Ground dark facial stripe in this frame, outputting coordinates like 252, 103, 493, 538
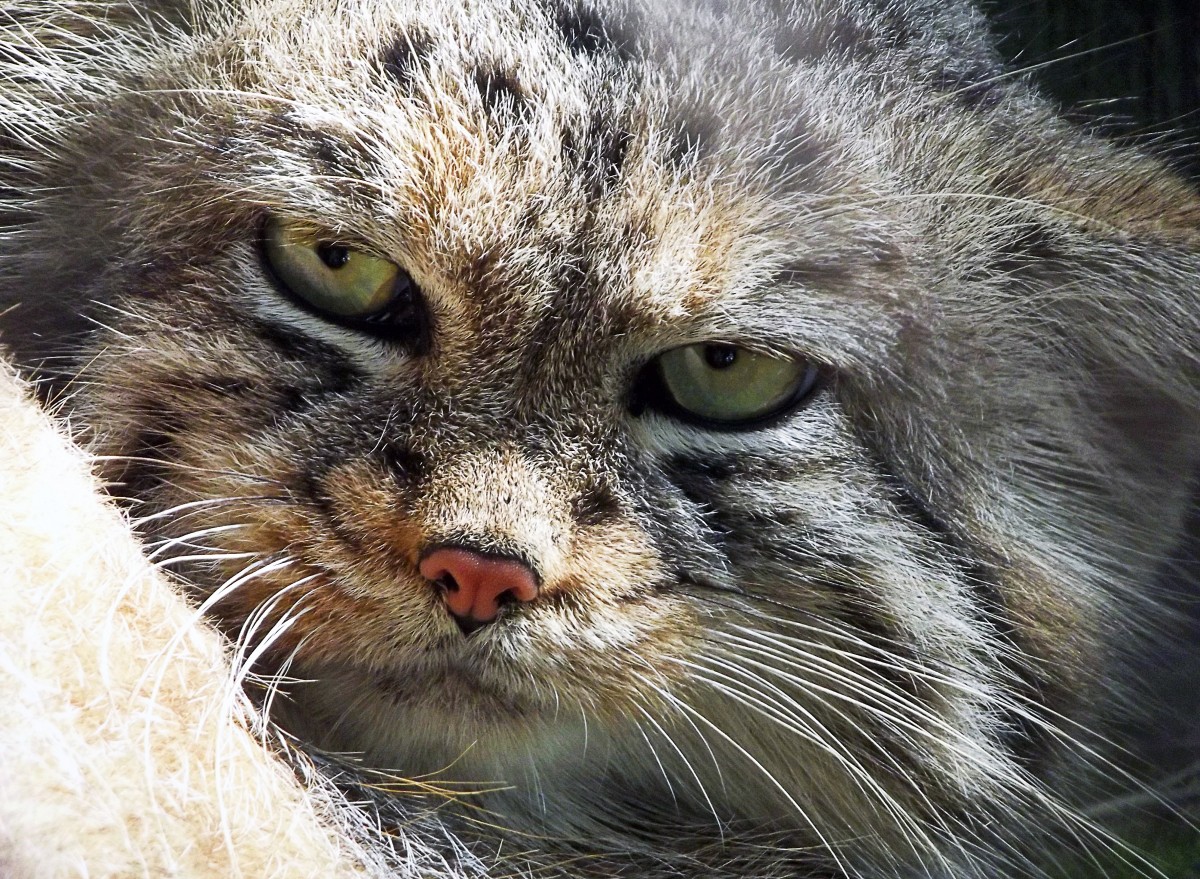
563, 112, 633, 197
379, 31, 433, 92
298, 461, 375, 554
111, 423, 183, 507
666, 451, 841, 486
872, 466, 1061, 768
248, 320, 359, 377
666, 451, 1037, 744
473, 67, 528, 120
550, 1, 635, 59
664, 454, 924, 672
375, 442, 427, 489
725, 510, 923, 664
570, 479, 622, 526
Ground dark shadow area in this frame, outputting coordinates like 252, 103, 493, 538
987, 0, 1200, 175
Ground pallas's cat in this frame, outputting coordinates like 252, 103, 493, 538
1, 0, 1198, 875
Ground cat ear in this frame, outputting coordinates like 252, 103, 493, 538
992, 132, 1200, 397
1008, 140, 1200, 478
1081, 159, 1198, 409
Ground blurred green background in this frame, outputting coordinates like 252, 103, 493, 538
987, 0, 1200, 174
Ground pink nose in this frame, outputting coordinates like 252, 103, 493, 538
419, 546, 540, 634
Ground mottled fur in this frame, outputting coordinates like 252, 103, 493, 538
1, 0, 1198, 876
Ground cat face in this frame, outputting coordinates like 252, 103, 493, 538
5, 0, 1199, 872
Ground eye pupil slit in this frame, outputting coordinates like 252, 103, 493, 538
316, 242, 351, 269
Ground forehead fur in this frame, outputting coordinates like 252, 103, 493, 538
11, 0, 1198, 411
56, 0, 964, 384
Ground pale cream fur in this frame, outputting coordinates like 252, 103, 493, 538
0, 356, 378, 879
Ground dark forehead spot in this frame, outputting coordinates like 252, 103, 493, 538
551, 1, 633, 58
555, 246, 593, 291
763, 112, 835, 186
774, 234, 904, 292
272, 112, 382, 179
473, 67, 528, 120
562, 112, 633, 198
773, 8, 879, 64
379, 31, 433, 91
306, 130, 369, 176
873, 6, 921, 51
986, 220, 1061, 278
667, 114, 718, 168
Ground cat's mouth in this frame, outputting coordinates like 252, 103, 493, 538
291, 648, 552, 724
369, 660, 535, 713
274, 650, 576, 774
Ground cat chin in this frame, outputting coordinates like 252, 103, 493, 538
273, 660, 782, 839
274, 659, 607, 783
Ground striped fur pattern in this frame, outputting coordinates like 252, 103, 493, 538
2, 0, 1199, 875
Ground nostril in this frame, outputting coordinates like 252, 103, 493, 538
435, 572, 459, 594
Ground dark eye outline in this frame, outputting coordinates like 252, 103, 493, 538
630, 343, 827, 431
257, 216, 429, 348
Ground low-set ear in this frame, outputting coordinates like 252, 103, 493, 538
1009, 138, 1200, 578
968, 117, 1200, 467
856, 114, 1200, 624
1005, 130, 1200, 409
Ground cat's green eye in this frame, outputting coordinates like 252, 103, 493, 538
262, 218, 408, 320
651, 343, 820, 427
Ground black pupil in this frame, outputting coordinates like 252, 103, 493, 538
316, 242, 351, 269
704, 344, 739, 369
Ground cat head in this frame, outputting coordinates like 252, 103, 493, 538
3, 0, 1199, 872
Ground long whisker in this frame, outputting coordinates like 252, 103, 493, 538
685, 651, 948, 864
647, 684, 855, 878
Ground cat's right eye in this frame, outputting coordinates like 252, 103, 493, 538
261, 217, 424, 338
637, 343, 822, 428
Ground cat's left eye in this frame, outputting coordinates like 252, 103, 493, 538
261, 217, 424, 338
640, 343, 821, 427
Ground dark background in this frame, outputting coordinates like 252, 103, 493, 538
986, 0, 1200, 175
